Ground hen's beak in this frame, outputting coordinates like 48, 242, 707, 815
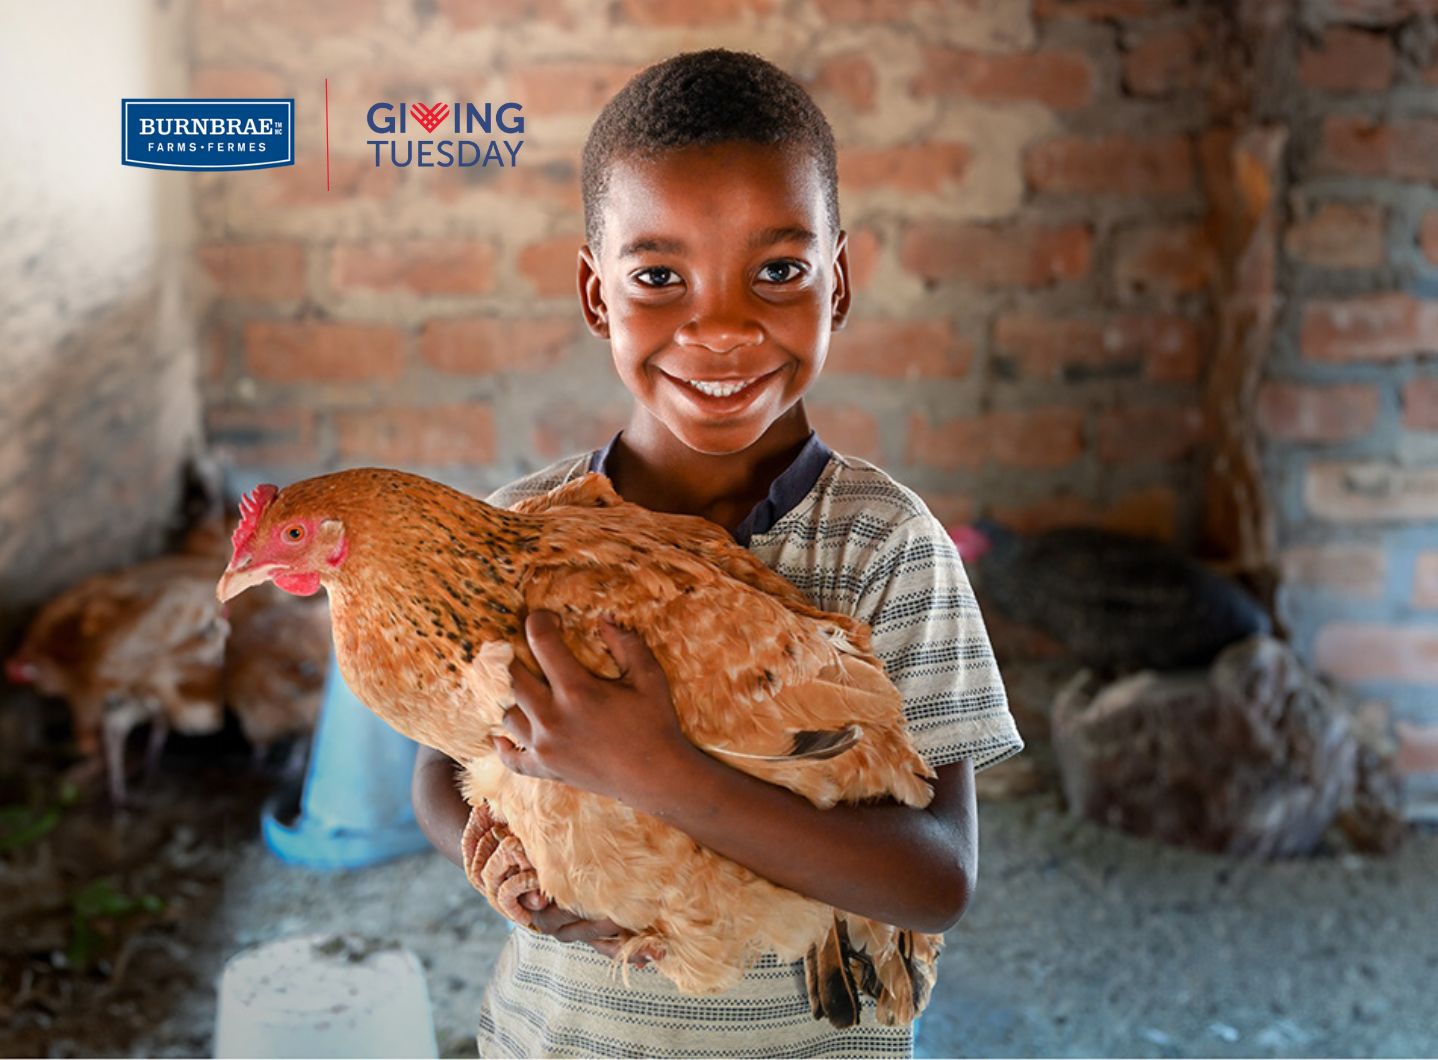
5, 656, 36, 685
216, 556, 280, 603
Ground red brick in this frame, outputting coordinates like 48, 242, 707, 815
199, 0, 382, 35
908, 412, 985, 471
845, 227, 881, 292
1025, 133, 1193, 196
901, 222, 1093, 287
908, 409, 1085, 471
445, 158, 581, 211
509, 62, 641, 116
1256, 382, 1381, 442
1113, 223, 1216, 300
198, 242, 306, 302
1404, 376, 1438, 431
1301, 293, 1438, 362
990, 494, 1100, 535
1412, 552, 1438, 607
255, 156, 399, 208
1123, 25, 1207, 96
912, 46, 1095, 111
245, 322, 405, 382
1300, 27, 1394, 92
920, 493, 976, 530
421, 319, 575, 375
335, 403, 495, 465
1421, 211, 1438, 263
827, 320, 971, 378
332, 240, 495, 296
1280, 544, 1388, 599
1285, 202, 1386, 268
435, 0, 567, 28
532, 400, 630, 461
1306, 462, 1438, 521
814, 0, 946, 18
1395, 720, 1438, 776
1321, 115, 1438, 181
618, 0, 773, 22
994, 314, 1203, 383
810, 53, 879, 112
518, 236, 582, 298
841, 143, 971, 194
205, 405, 317, 466
1096, 404, 1205, 462
990, 486, 1178, 541
1104, 486, 1179, 540
1315, 622, 1438, 685
989, 408, 1087, 469
1036, 0, 1174, 17
806, 404, 881, 461
189, 67, 285, 97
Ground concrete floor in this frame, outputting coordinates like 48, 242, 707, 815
108, 781, 1438, 1058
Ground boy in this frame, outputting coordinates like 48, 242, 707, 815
412, 48, 1024, 1058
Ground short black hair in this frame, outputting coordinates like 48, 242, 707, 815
580, 49, 840, 250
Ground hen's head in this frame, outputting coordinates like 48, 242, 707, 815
216, 482, 350, 603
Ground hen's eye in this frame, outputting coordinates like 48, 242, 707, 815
636, 266, 678, 287
285, 525, 305, 542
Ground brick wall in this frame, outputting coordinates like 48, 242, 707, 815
0, 1, 201, 653
1261, 0, 1438, 815
192, 0, 1214, 537
190, 0, 1438, 809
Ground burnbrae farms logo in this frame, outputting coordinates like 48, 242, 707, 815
121, 99, 293, 171
366, 101, 523, 168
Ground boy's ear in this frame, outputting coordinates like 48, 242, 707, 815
578, 244, 610, 339
830, 230, 852, 333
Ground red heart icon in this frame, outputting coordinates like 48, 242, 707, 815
410, 102, 450, 134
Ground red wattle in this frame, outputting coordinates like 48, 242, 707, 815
274, 571, 323, 596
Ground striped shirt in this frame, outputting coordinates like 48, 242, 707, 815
475, 430, 1023, 1058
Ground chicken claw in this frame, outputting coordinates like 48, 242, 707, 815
462, 802, 545, 927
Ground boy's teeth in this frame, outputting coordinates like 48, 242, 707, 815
686, 377, 756, 397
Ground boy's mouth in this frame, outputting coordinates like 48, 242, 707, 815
663, 367, 780, 403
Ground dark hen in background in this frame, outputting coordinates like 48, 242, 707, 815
952, 519, 1271, 674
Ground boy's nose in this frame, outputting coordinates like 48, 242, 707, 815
674, 310, 764, 354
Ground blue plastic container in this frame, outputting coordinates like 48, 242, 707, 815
262, 649, 432, 869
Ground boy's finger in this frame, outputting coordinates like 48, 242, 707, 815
599, 616, 661, 685
524, 610, 586, 693
491, 735, 536, 777
530, 904, 583, 934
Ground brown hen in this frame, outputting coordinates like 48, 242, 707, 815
216, 467, 942, 1025
6, 555, 228, 803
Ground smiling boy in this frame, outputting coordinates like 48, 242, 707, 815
412, 49, 1024, 1057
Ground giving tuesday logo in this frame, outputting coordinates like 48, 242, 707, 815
121, 98, 295, 171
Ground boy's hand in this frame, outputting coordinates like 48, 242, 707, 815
495, 610, 698, 807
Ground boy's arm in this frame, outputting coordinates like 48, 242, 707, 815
500, 614, 975, 936
411, 744, 468, 870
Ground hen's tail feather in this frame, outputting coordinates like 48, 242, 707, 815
804, 914, 862, 1029
706, 724, 863, 763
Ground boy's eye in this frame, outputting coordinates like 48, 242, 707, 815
759, 261, 804, 284
635, 266, 679, 287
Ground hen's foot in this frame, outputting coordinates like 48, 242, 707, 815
461, 802, 545, 927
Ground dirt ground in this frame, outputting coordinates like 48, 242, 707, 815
1, 710, 1435, 1059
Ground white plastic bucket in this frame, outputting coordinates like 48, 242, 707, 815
214, 933, 439, 1058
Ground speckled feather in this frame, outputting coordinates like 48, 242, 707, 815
247, 467, 941, 1021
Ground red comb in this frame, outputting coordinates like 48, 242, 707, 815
231, 483, 279, 557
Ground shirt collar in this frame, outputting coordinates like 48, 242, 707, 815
586, 429, 833, 545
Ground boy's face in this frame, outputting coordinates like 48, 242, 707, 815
578, 142, 849, 456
